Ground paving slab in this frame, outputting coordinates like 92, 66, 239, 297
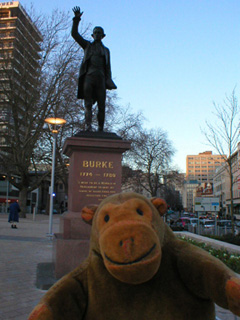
0, 213, 59, 320
0, 213, 239, 319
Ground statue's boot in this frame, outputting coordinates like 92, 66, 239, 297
97, 112, 104, 132
86, 124, 92, 131
85, 109, 92, 131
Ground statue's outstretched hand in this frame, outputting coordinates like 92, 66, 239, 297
72, 6, 83, 19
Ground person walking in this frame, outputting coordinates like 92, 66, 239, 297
8, 201, 21, 229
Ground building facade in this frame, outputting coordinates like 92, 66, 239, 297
0, 1, 42, 145
182, 180, 199, 212
213, 148, 240, 219
0, 1, 42, 210
186, 151, 226, 183
183, 151, 226, 212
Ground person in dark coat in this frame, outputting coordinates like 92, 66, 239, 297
8, 201, 21, 229
71, 6, 117, 132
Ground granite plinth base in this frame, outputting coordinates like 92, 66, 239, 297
54, 133, 131, 279
54, 210, 91, 278
53, 233, 90, 279
63, 134, 131, 212
60, 211, 91, 240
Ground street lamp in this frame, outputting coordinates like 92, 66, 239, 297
2, 175, 9, 213
45, 117, 66, 237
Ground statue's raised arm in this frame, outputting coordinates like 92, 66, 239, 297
72, 6, 84, 19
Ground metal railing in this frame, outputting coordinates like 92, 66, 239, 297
187, 224, 235, 237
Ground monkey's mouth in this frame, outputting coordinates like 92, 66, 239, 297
104, 243, 156, 266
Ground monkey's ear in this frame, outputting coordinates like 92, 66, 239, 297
81, 205, 98, 225
150, 198, 168, 216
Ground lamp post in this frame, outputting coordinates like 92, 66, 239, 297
2, 175, 9, 213
45, 117, 66, 237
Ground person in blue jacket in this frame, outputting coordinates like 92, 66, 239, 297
8, 201, 21, 229
71, 6, 117, 132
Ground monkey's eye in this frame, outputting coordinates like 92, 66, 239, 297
136, 208, 144, 216
104, 214, 110, 222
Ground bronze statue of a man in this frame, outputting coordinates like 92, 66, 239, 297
71, 6, 117, 132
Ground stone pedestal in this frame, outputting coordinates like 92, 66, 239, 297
53, 132, 131, 278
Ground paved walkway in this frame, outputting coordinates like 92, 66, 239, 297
0, 213, 59, 320
0, 213, 239, 319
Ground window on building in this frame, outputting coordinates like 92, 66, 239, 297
4, 41, 13, 48
0, 11, 9, 18
0, 23, 7, 28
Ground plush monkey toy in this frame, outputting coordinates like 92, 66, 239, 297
28, 192, 240, 320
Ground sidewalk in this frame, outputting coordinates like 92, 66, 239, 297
0, 213, 239, 320
0, 213, 59, 320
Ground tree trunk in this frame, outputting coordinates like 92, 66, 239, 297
45, 194, 50, 215
18, 188, 27, 218
229, 164, 235, 235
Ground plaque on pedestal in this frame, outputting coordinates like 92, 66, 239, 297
53, 132, 131, 278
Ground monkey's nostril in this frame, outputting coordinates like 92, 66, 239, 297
119, 238, 134, 247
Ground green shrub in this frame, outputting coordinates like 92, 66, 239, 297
178, 236, 240, 273
206, 234, 240, 246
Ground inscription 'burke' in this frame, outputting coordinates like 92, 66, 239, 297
82, 161, 114, 169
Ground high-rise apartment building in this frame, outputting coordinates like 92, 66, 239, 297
186, 151, 226, 183
0, 1, 42, 145
0, 2, 42, 211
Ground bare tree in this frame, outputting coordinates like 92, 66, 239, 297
0, 9, 89, 217
0, 5, 151, 216
113, 104, 145, 140
125, 127, 175, 197
202, 90, 240, 232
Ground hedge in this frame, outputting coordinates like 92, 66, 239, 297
178, 236, 240, 273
